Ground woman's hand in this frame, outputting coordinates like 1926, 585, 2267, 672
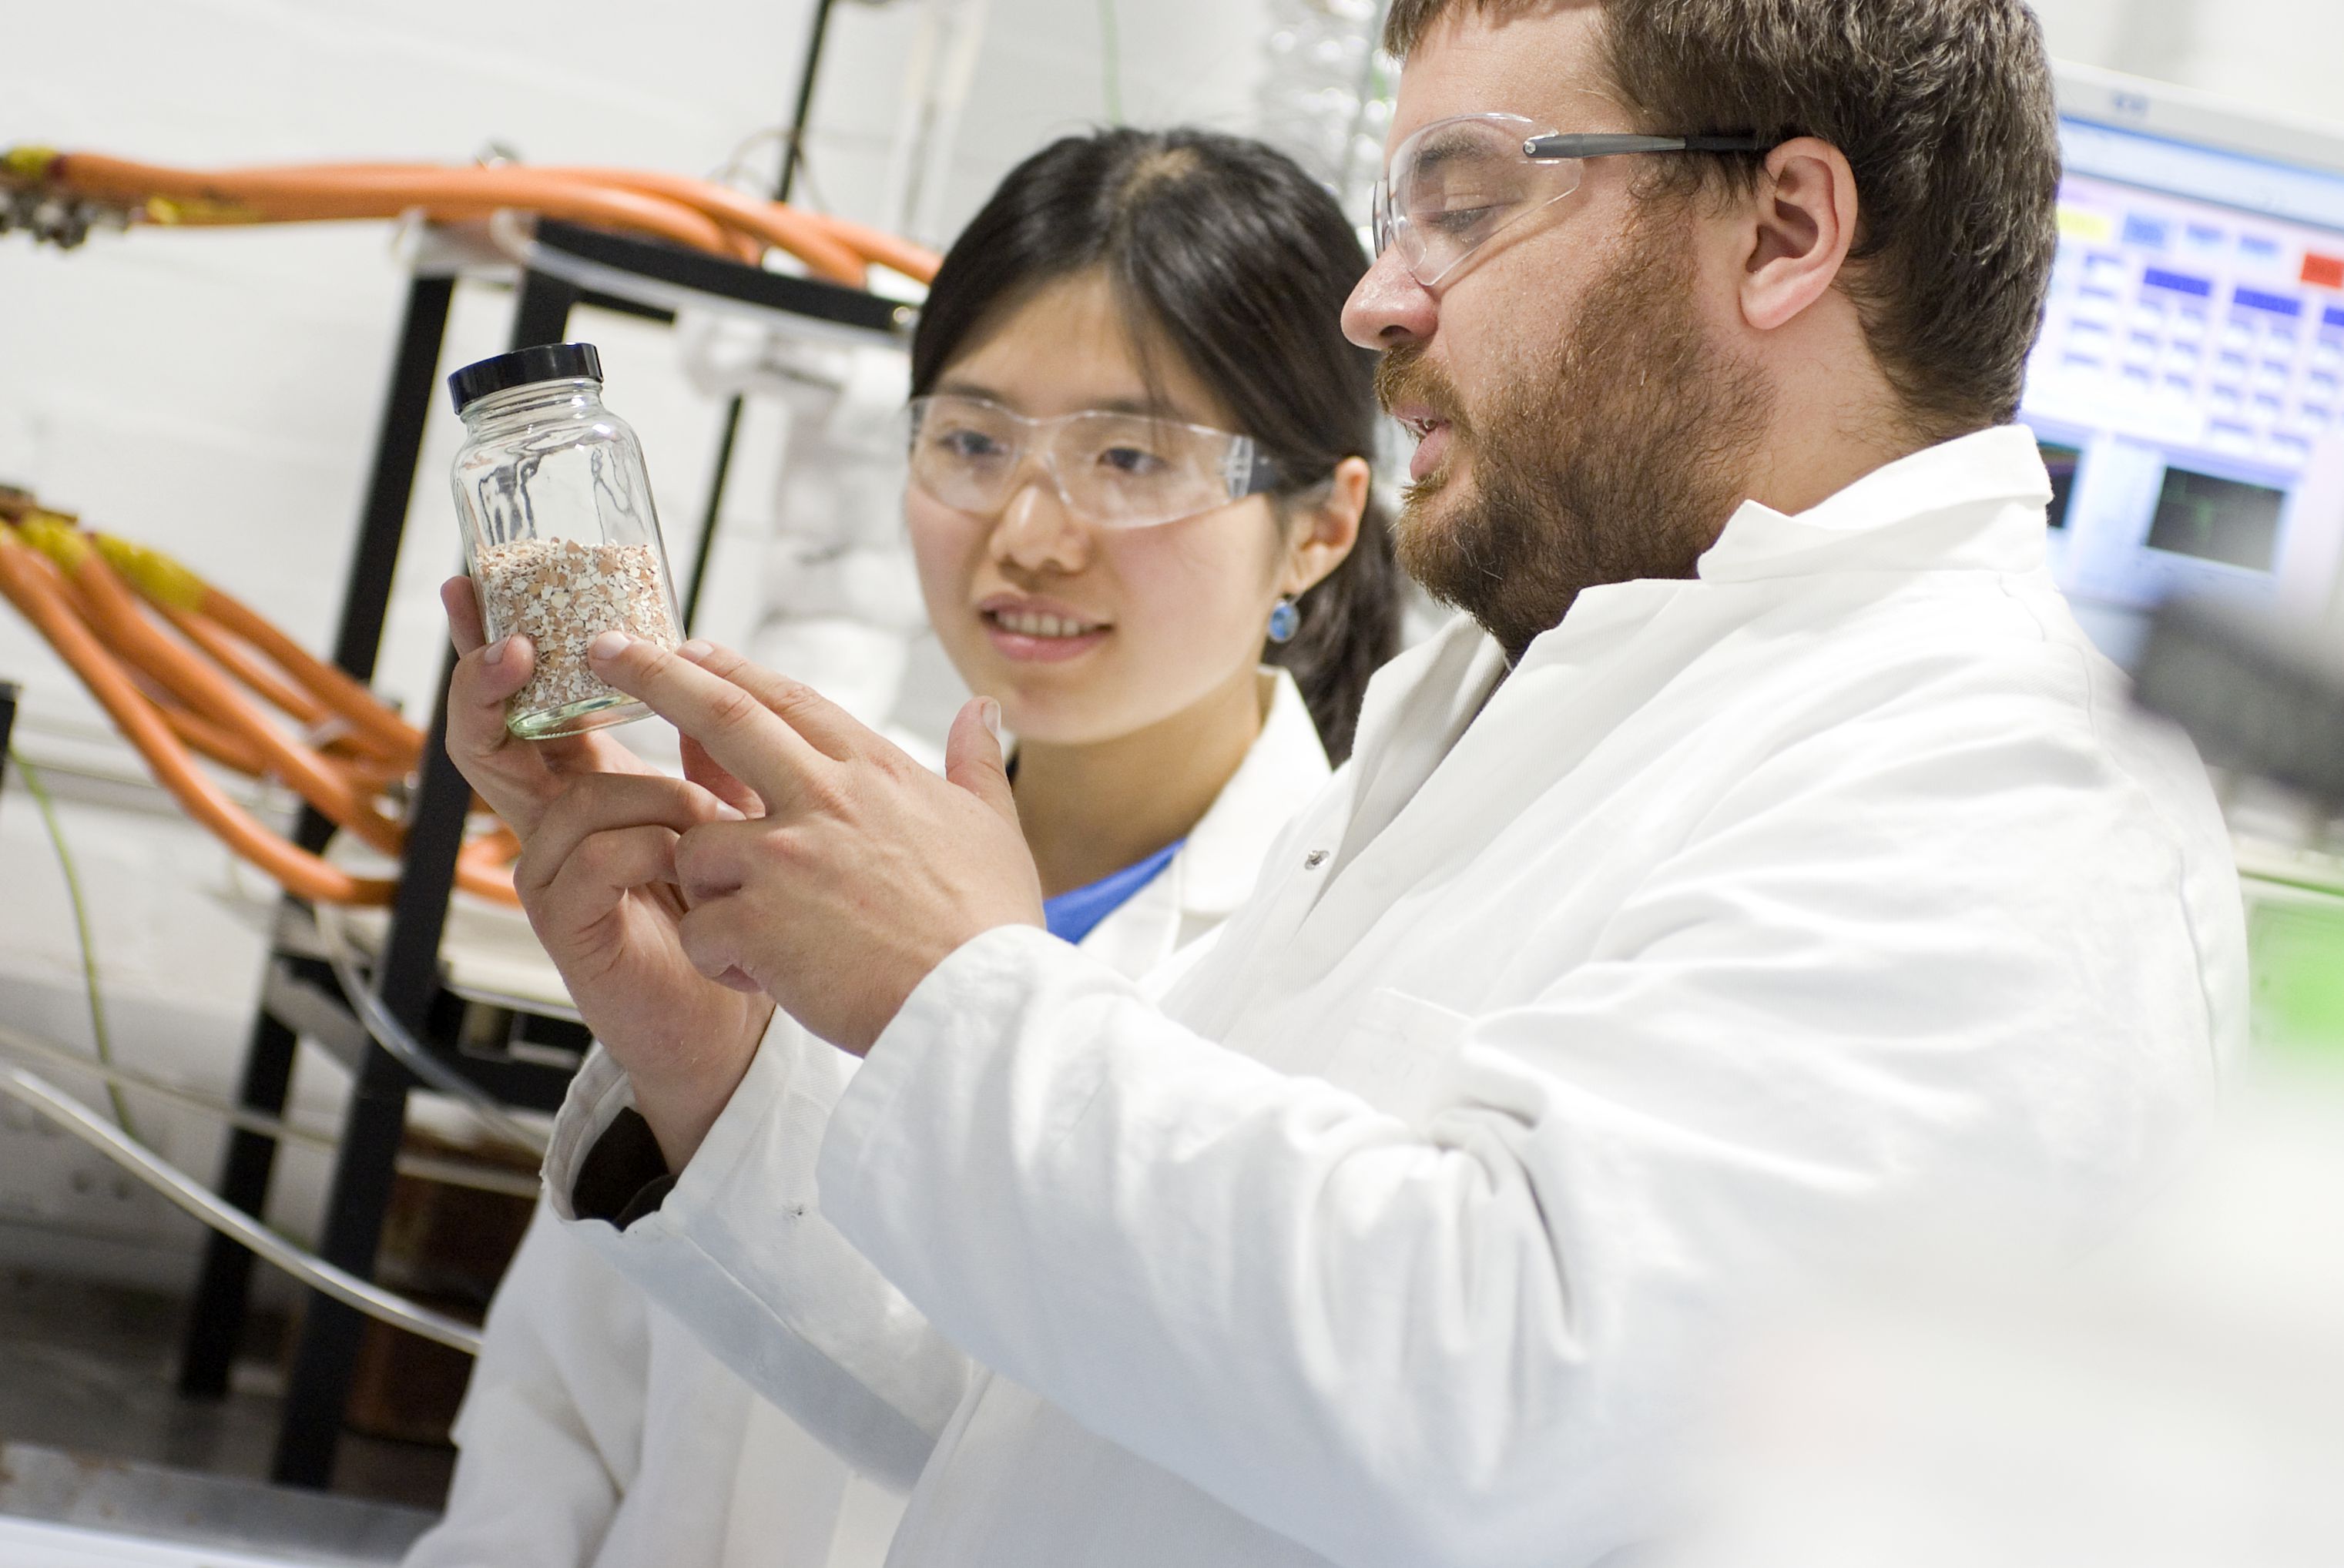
585, 634, 1044, 1150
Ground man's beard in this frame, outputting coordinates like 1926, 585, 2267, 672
1377, 217, 1773, 662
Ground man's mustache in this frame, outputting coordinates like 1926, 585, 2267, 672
1373, 347, 1468, 433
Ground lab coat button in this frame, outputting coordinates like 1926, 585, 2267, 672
1304, 849, 1330, 869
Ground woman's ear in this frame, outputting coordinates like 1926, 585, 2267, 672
1736, 136, 1859, 333
1281, 455, 1370, 596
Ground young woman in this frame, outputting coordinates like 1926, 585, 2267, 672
404, 126, 1400, 1568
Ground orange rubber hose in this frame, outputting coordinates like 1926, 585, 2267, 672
280, 162, 941, 280
537, 168, 868, 283
46, 155, 747, 260
136, 676, 273, 777
89, 531, 426, 764
58, 541, 407, 856
17, 556, 279, 781
14, 149, 945, 283
111, 646, 271, 776
196, 584, 425, 762
6, 517, 519, 907
0, 536, 398, 907
156, 599, 333, 732
804, 213, 944, 285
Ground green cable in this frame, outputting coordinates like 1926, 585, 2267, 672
6, 747, 136, 1140
1098, 0, 1124, 126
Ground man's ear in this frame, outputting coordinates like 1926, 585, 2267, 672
1737, 136, 1859, 333
1281, 455, 1370, 597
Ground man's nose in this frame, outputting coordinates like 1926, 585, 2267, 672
1342, 247, 1439, 350
991, 476, 1090, 574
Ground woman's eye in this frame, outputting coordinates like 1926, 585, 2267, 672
1098, 446, 1170, 476
940, 428, 1008, 461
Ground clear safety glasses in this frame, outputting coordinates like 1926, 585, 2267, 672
902, 393, 1281, 531
1370, 112, 1774, 287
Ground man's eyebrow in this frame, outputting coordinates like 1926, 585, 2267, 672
1410, 126, 1501, 176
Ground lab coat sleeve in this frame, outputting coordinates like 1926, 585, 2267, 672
546, 1019, 974, 1490
810, 697, 2228, 1568
401, 1200, 649, 1568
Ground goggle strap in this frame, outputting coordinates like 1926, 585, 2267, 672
1226, 438, 1281, 499
1521, 131, 1776, 160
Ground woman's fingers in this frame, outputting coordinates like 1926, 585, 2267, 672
515, 772, 742, 900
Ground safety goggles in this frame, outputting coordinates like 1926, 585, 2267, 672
1370, 112, 1775, 287
902, 393, 1281, 531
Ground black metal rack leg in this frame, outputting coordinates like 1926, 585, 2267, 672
175, 1003, 304, 1395
269, 270, 578, 1488
178, 273, 457, 1399
271, 670, 472, 1487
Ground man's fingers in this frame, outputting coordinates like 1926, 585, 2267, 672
587, 635, 829, 812
442, 577, 488, 656
534, 824, 685, 937
677, 900, 765, 993
671, 641, 879, 764
944, 697, 1019, 830
516, 773, 743, 899
681, 735, 763, 819
672, 819, 763, 907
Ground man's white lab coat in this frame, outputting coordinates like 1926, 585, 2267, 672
403, 672, 1332, 1568
545, 428, 2248, 1568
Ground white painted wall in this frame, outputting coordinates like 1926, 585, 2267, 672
0, 0, 1281, 1288
2034, 0, 2344, 116
2, 0, 2341, 1292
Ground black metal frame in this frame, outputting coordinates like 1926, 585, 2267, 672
174, 195, 904, 1489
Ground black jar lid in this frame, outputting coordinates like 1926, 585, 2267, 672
448, 342, 603, 414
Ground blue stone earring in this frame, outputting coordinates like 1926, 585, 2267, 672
1267, 595, 1300, 645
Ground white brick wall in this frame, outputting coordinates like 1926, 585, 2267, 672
0, 0, 1275, 1285
2, 0, 2339, 1288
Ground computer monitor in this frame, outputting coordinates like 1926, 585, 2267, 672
2030, 65, 2344, 662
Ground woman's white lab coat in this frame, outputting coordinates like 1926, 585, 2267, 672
401, 670, 1331, 1568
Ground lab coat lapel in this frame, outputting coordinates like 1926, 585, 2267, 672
1178, 581, 1690, 1049
1285, 580, 1693, 979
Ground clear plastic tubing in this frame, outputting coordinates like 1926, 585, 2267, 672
447, 342, 686, 739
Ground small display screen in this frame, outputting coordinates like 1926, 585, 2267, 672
2146, 467, 2286, 568
2016, 116, 2344, 629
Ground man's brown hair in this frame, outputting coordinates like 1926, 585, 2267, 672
1382, 0, 2061, 440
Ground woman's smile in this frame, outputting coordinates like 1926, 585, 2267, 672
978, 591, 1114, 662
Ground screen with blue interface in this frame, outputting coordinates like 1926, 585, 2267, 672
2023, 118, 2344, 653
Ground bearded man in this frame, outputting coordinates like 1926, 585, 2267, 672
437, 2, 2247, 1564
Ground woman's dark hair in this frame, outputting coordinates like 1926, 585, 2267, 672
911, 127, 1401, 762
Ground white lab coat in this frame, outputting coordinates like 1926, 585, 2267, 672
402, 671, 1332, 1568
545, 428, 2248, 1568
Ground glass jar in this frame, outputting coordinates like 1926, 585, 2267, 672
446, 342, 685, 739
